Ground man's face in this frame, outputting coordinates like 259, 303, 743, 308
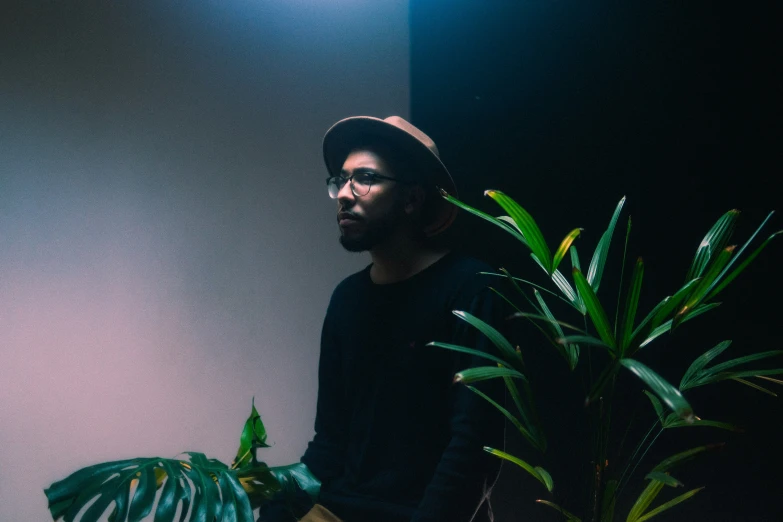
336, 149, 408, 252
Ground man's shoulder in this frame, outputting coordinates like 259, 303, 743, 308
436, 252, 496, 289
442, 252, 494, 279
329, 263, 372, 299
325, 253, 497, 303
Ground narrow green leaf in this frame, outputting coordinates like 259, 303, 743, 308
487, 286, 529, 318
536, 500, 582, 522
552, 268, 583, 311
570, 245, 581, 271
644, 472, 682, 487
535, 290, 577, 369
705, 216, 780, 302
503, 376, 536, 442
627, 479, 665, 522
496, 268, 544, 315
709, 368, 783, 379
553, 228, 583, 273
619, 258, 644, 355
453, 311, 524, 369
730, 377, 777, 397
686, 210, 739, 281
588, 196, 626, 292
517, 377, 546, 451
486, 190, 552, 271
613, 215, 633, 341
664, 418, 742, 432
500, 368, 545, 453
467, 386, 539, 448
620, 359, 694, 421
756, 375, 783, 385
643, 390, 665, 424
628, 279, 701, 351
455, 366, 527, 384
497, 215, 523, 233
511, 313, 586, 333
573, 268, 617, 350
673, 246, 735, 329
639, 303, 720, 349
652, 444, 723, 473
688, 368, 783, 393
680, 341, 732, 390
480, 271, 575, 308
558, 335, 611, 350
531, 252, 583, 309
635, 487, 705, 522
705, 350, 783, 375
427, 342, 510, 368
535, 467, 554, 493
484, 447, 553, 492
439, 190, 529, 247
496, 289, 570, 369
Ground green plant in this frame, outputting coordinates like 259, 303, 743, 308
430, 189, 782, 521
44, 400, 319, 522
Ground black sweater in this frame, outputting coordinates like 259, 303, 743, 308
301, 252, 505, 522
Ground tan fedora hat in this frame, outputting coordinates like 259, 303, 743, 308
322, 115, 458, 237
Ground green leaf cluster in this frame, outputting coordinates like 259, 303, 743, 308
44, 401, 320, 522
432, 190, 781, 521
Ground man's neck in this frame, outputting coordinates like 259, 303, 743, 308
368, 234, 449, 284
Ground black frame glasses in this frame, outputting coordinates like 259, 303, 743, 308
326, 171, 406, 199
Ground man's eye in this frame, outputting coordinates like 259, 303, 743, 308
354, 173, 377, 185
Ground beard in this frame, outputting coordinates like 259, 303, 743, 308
338, 200, 407, 252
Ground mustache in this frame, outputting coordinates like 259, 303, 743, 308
337, 210, 362, 221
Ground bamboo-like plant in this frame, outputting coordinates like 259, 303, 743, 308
430, 190, 782, 521
43, 400, 319, 522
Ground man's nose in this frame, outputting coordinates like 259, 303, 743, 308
336, 179, 355, 204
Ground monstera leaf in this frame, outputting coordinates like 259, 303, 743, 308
45, 454, 264, 522
44, 400, 320, 522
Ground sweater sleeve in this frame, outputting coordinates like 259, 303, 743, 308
301, 306, 348, 486
411, 286, 507, 522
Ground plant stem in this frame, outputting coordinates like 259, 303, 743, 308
614, 419, 657, 496
613, 216, 632, 340
616, 426, 664, 501
591, 373, 617, 522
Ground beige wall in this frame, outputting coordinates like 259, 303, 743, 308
0, 1, 409, 519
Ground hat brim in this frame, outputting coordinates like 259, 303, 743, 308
322, 116, 457, 236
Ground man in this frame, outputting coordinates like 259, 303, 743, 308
261, 116, 505, 522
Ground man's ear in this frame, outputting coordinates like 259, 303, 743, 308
403, 185, 427, 216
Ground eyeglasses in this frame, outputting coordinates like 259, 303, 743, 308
326, 171, 406, 199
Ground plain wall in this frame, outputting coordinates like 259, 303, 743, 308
0, 1, 409, 519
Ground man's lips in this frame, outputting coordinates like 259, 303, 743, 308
338, 212, 361, 227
